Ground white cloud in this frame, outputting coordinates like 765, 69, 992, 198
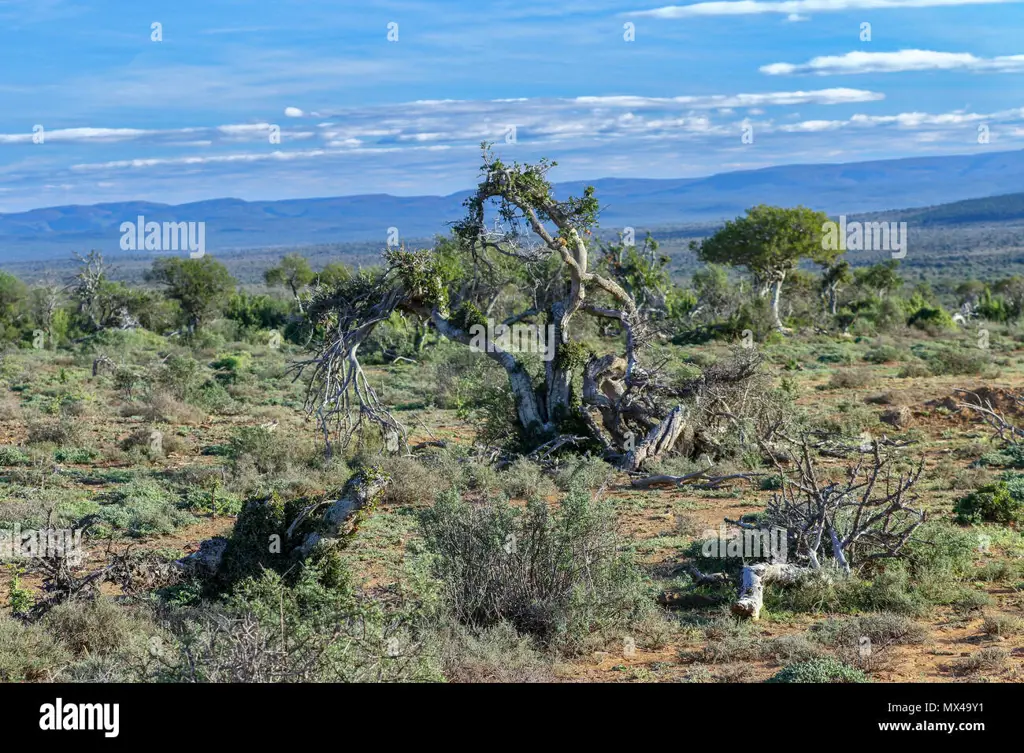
284, 106, 305, 117
778, 105, 1021, 133
574, 88, 883, 108
778, 119, 844, 131
762, 49, 1024, 75
786, 12, 811, 19
638, 0, 1022, 18
0, 127, 154, 144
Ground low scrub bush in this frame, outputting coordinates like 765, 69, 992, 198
766, 657, 869, 683
420, 487, 656, 654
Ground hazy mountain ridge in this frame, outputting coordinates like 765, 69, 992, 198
2, 148, 1024, 261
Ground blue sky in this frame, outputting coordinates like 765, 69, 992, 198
0, 0, 1022, 211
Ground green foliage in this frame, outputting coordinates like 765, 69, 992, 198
922, 347, 988, 376
419, 487, 655, 654
0, 614, 69, 681
224, 291, 290, 330
385, 248, 450, 314
226, 425, 290, 475
695, 204, 835, 281
954, 481, 1024, 525
211, 351, 253, 383
908, 305, 955, 331
766, 657, 869, 683
6, 565, 35, 615
855, 260, 904, 298
145, 256, 236, 331
95, 479, 195, 537
264, 253, 314, 297
156, 563, 440, 682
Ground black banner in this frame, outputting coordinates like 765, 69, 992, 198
0, 682, 1005, 745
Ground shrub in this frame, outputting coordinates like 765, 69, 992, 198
211, 352, 254, 384
95, 479, 194, 536
553, 454, 615, 493
982, 614, 1022, 637
500, 457, 555, 499
863, 345, 907, 364
954, 482, 1024, 525
0, 615, 70, 681
0, 446, 30, 465
378, 455, 442, 506
152, 564, 440, 682
420, 487, 655, 654
904, 521, 977, 576
828, 369, 871, 389
53, 447, 98, 464
153, 354, 205, 402
141, 391, 204, 425
924, 348, 988, 376
816, 349, 854, 365
810, 613, 927, 649
120, 427, 167, 459
437, 622, 553, 683
896, 361, 931, 379
43, 598, 150, 657
908, 306, 955, 332
766, 657, 869, 683
26, 418, 83, 447
951, 647, 1008, 676
227, 425, 290, 476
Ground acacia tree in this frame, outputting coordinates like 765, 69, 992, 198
856, 259, 903, 299
265, 253, 315, 312
298, 147, 769, 468
146, 256, 236, 332
692, 205, 835, 331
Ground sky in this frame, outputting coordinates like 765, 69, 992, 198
0, 0, 1022, 212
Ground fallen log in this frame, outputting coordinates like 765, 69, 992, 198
731, 562, 805, 620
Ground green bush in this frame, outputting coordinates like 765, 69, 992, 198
227, 425, 289, 475
908, 306, 955, 332
954, 481, 1024, 525
0, 446, 30, 465
863, 344, 907, 364
152, 564, 440, 682
924, 348, 988, 376
500, 457, 555, 499
211, 351, 254, 384
26, 418, 83, 447
553, 454, 614, 493
95, 479, 195, 536
827, 369, 871, 389
0, 615, 70, 682
42, 598, 152, 657
810, 613, 927, 649
896, 361, 931, 379
420, 487, 655, 654
766, 657, 869, 683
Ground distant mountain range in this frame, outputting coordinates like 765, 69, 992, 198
2, 149, 1024, 263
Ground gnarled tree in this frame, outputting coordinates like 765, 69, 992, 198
296, 146, 769, 468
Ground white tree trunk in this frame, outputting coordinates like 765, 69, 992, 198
770, 278, 784, 331
732, 562, 805, 620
